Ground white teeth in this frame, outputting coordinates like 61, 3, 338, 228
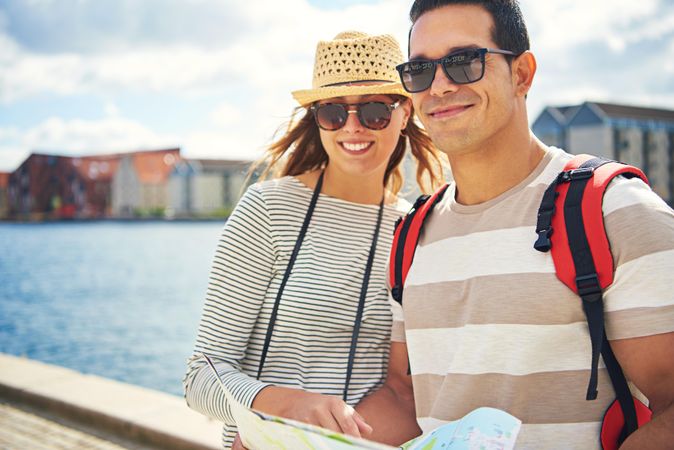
341, 142, 370, 151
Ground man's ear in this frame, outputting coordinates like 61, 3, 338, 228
512, 51, 537, 97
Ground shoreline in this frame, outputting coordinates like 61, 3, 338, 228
0, 217, 228, 224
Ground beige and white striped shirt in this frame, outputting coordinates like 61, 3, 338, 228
391, 147, 674, 449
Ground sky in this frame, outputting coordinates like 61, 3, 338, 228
1, 0, 673, 172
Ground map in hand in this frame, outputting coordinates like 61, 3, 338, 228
402, 407, 521, 450
201, 353, 521, 450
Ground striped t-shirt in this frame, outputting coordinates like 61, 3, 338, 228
184, 176, 408, 448
390, 147, 674, 449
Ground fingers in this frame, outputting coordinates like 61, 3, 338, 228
275, 390, 369, 438
353, 410, 373, 436
232, 433, 248, 450
320, 398, 372, 437
326, 402, 366, 438
313, 405, 346, 435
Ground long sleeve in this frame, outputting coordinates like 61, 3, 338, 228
183, 185, 276, 424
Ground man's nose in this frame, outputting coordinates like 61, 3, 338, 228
429, 63, 460, 97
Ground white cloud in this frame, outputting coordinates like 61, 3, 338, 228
210, 103, 242, 127
0, 114, 270, 171
528, 83, 610, 118
0, 147, 30, 173
0, 0, 412, 104
518, 0, 674, 119
104, 101, 119, 117
521, 0, 661, 52
666, 38, 674, 74
0, 126, 20, 141
0, 117, 180, 171
1, 0, 672, 174
0, 45, 245, 102
182, 130, 265, 162
623, 11, 674, 43
0, 0, 415, 186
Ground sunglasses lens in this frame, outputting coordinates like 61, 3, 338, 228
442, 50, 484, 84
359, 102, 392, 130
399, 61, 435, 93
399, 49, 486, 92
315, 104, 347, 130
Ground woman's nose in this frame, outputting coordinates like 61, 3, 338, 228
341, 109, 364, 132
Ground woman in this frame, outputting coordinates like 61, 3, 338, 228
183, 31, 444, 449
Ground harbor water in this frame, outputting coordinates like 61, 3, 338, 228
0, 221, 225, 396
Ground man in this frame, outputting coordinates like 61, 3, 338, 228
356, 1, 674, 448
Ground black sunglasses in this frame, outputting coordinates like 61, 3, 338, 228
311, 101, 401, 131
396, 47, 519, 93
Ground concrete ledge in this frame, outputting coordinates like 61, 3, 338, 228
0, 353, 221, 450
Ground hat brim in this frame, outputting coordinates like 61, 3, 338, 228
292, 82, 409, 107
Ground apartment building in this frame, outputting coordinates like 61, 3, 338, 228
532, 102, 674, 203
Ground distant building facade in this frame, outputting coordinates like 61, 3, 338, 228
4, 147, 256, 220
8, 153, 86, 220
71, 155, 119, 217
168, 158, 250, 217
111, 148, 180, 217
0, 172, 9, 219
6, 148, 181, 220
532, 102, 674, 204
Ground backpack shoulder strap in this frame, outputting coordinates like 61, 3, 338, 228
536, 154, 648, 292
534, 154, 650, 446
389, 184, 450, 304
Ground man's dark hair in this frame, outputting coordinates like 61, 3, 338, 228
409, 0, 530, 56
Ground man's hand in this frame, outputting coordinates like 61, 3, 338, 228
356, 342, 421, 445
252, 386, 372, 438
611, 331, 674, 449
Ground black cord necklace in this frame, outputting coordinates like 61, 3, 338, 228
256, 171, 385, 402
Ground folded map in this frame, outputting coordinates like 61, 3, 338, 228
202, 353, 521, 450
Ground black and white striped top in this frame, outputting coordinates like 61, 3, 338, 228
183, 176, 409, 448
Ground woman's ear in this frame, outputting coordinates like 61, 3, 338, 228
400, 97, 412, 127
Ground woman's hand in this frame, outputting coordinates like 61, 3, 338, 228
252, 386, 372, 438
231, 433, 248, 450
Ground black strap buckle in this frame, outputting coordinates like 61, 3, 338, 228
534, 227, 553, 252
569, 167, 595, 180
391, 285, 402, 304
576, 273, 602, 300
412, 194, 430, 210
393, 216, 403, 233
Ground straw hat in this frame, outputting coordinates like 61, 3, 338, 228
292, 31, 409, 107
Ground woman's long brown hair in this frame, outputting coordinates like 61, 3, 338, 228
248, 98, 445, 195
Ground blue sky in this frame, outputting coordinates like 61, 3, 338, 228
1, 0, 673, 172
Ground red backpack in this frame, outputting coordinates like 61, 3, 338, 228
389, 155, 652, 449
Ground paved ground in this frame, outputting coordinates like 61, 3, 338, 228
0, 354, 221, 450
0, 402, 137, 450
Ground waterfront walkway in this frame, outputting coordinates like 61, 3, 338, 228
0, 402, 133, 450
0, 353, 221, 450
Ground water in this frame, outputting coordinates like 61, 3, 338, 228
0, 221, 225, 397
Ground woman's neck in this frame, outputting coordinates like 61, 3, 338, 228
295, 166, 390, 205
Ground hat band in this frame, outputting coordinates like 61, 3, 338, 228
320, 79, 392, 88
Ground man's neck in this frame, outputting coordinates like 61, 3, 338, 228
449, 130, 547, 206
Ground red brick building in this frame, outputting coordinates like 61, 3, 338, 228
8, 154, 83, 220
6, 149, 182, 220
0, 172, 9, 219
